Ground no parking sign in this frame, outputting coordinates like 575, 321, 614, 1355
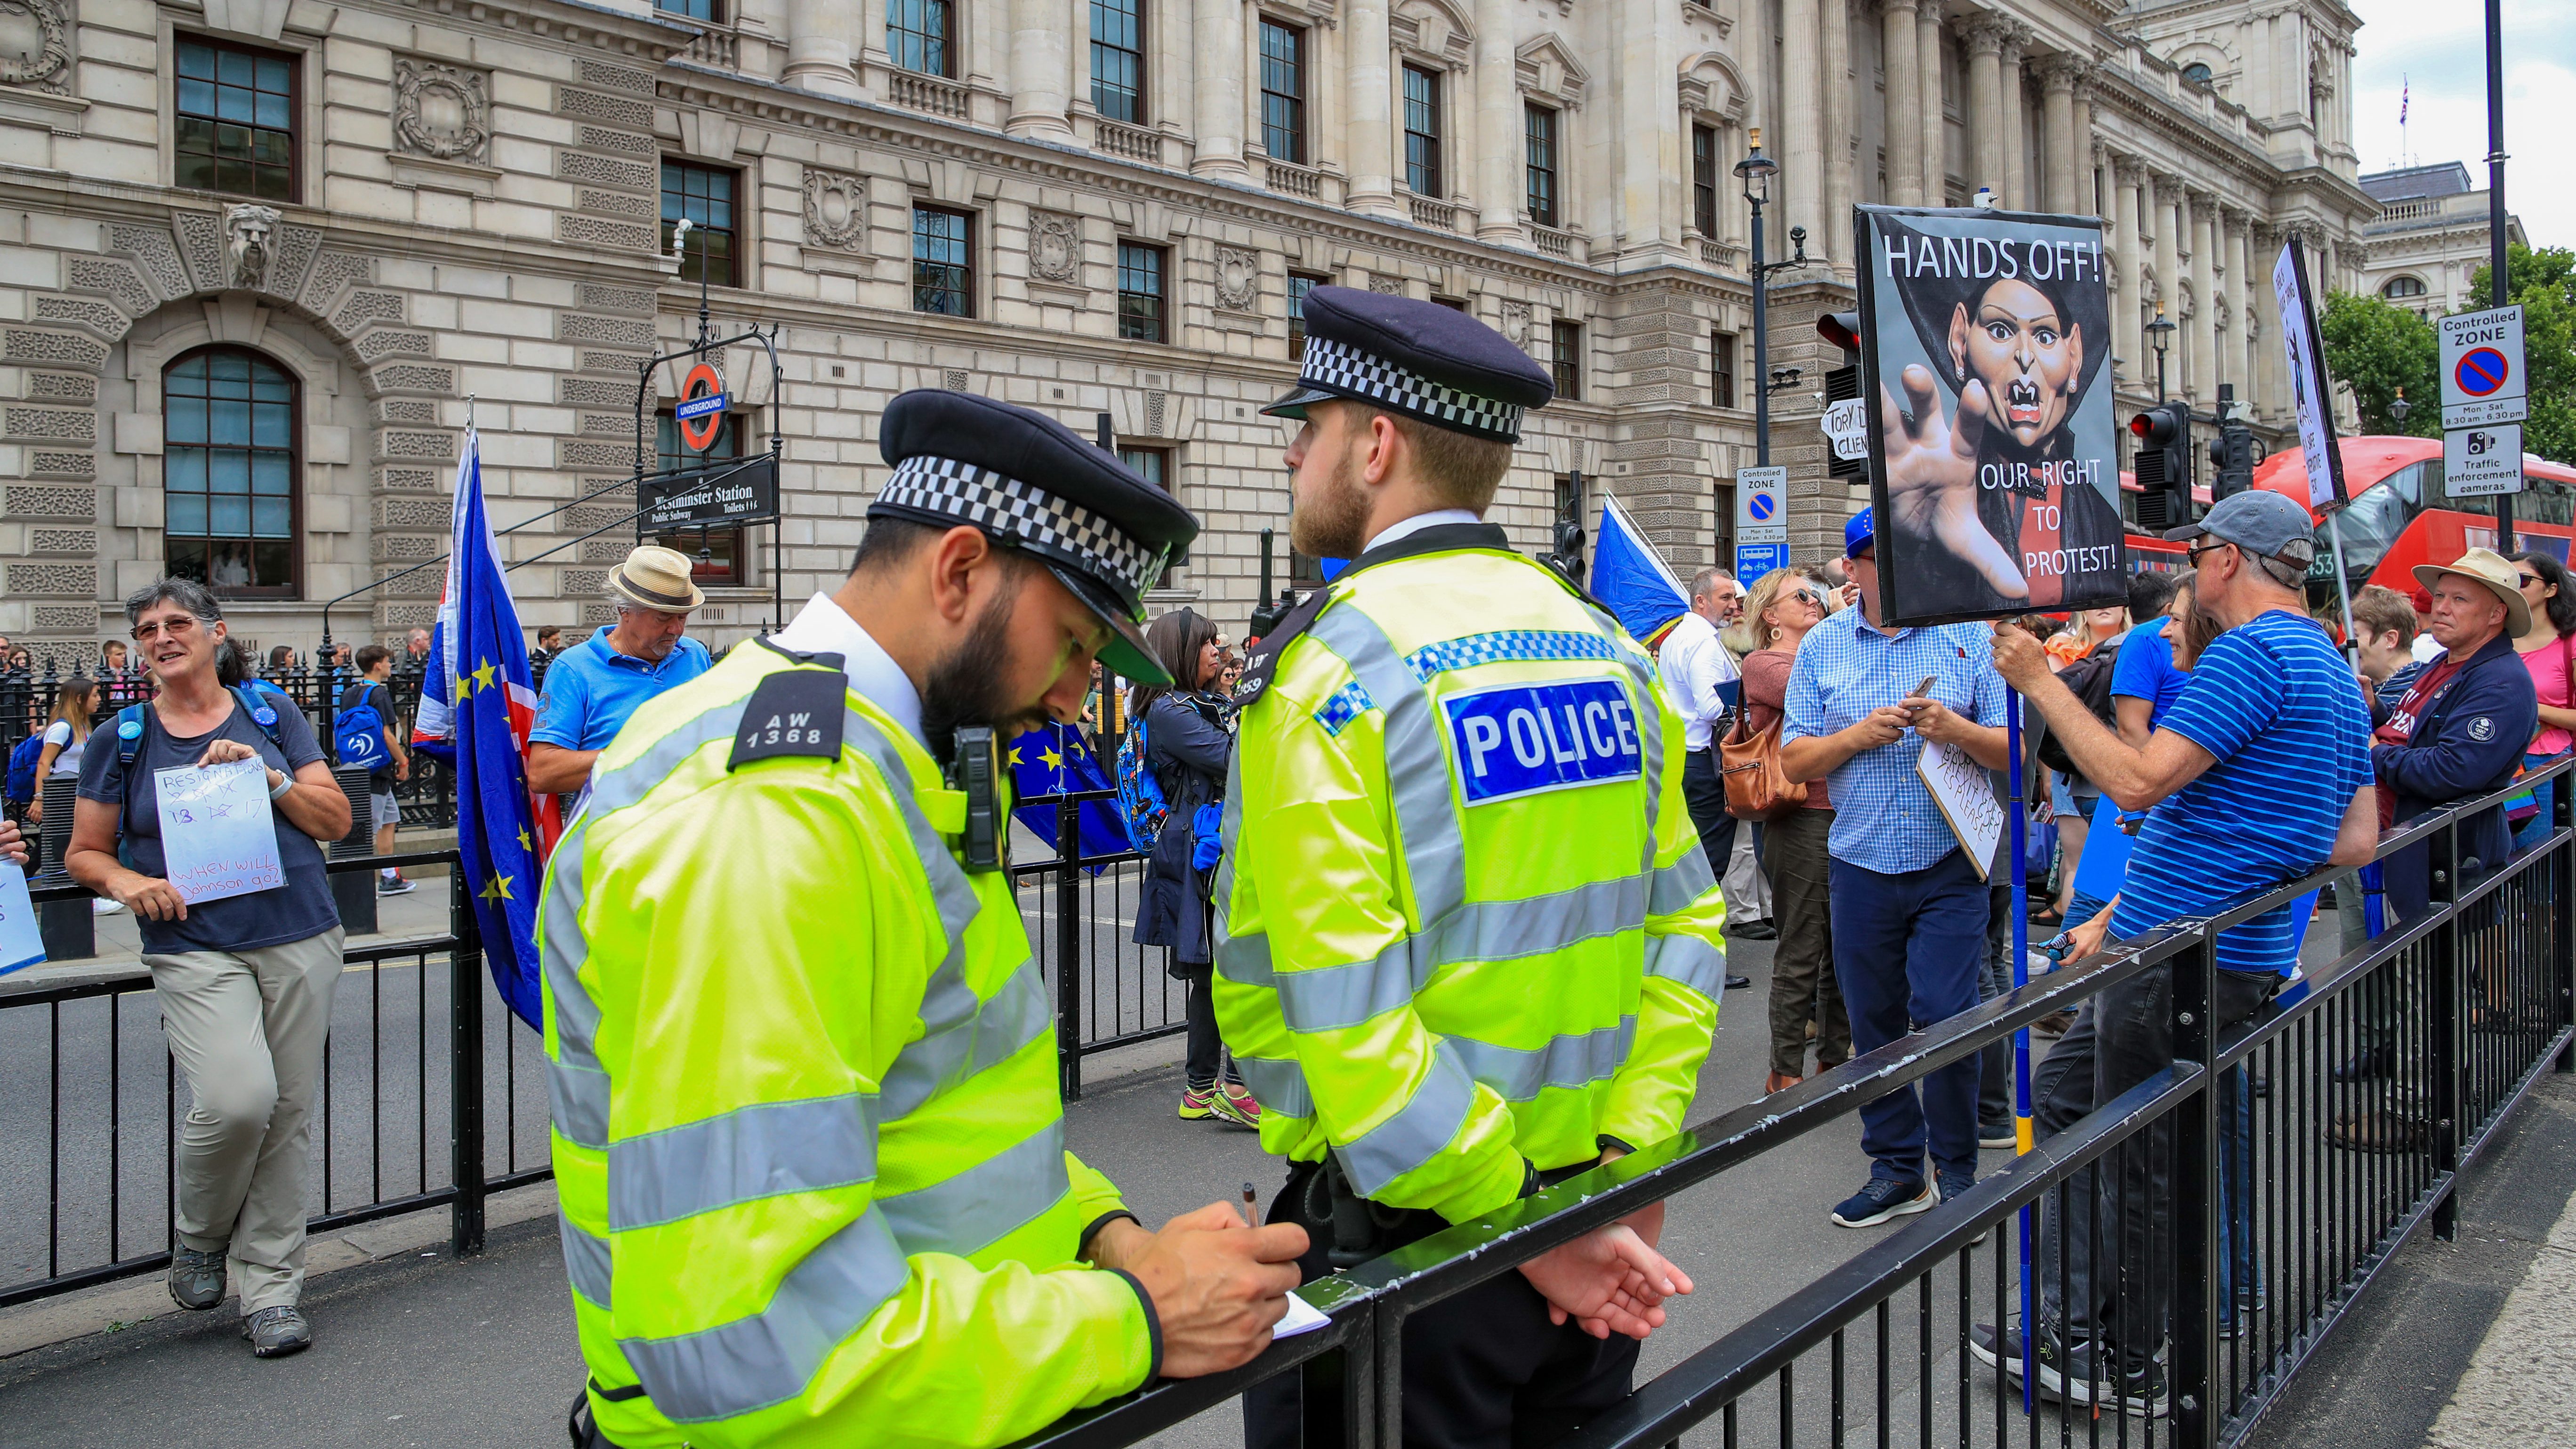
2439, 306, 2527, 429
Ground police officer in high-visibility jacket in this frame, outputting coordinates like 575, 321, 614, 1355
543, 389, 1309, 1449
1220, 287, 1726, 1449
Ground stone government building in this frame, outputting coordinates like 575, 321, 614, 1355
0, 0, 2375, 656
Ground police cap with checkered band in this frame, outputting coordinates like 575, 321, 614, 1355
873, 389, 1200, 685
1263, 285, 1555, 443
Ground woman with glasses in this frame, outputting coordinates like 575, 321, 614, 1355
2509, 552, 2576, 851
1736, 568, 1852, 1095
62, 579, 352, 1359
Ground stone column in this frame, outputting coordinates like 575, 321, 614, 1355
1344, 0, 1401, 215
1006, 0, 1075, 140
1780, 0, 1826, 248
2070, 75, 2094, 210
2189, 193, 2217, 402
1917, 4, 1946, 201
2112, 155, 2143, 388
1820, 0, 1852, 266
2039, 57, 2076, 213
1474, 0, 1522, 239
1965, 17, 2004, 199
2252, 224, 2281, 419
1999, 28, 2028, 209
1879, 0, 1922, 206
1190, 0, 1248, 177
782, 0, 862, 98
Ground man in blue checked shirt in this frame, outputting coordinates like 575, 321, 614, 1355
1780, 507, 2011, 1232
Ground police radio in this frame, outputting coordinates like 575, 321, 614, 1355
947, 725, 1005, 873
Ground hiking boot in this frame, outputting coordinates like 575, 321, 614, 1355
243, 1304, 312, 1358
169, 1244, 227, 1311
1219, 1081, 1263, 1128
1831, 1175, 1935, 1228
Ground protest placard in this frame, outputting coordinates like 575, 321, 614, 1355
1916, 739, 2004, 882
0, 861, 41, 976
1855, 205, 2126, 625
155, 758, 286, 905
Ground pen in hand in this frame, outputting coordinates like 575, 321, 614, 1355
1242, 1182, 1261, 1228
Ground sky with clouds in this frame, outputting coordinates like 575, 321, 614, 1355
2347, 0, 2574, 252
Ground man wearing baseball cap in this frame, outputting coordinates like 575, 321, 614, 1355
1983, 489, 2379, 1410
541, 390, 1310, 1449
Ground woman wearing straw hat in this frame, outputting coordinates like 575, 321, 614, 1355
526, 544, 712, 805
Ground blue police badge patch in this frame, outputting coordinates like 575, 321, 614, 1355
1443, 678, 1642, 805
2469, 716, 2495, 742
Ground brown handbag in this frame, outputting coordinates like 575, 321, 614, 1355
1717, 704, 1808, 821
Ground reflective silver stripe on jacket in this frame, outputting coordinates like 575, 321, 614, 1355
1333, 1039, 1477, 1198
1233, 1054, 1315, 1119
562, 1212, 614, 1308
1643, 932, 1731, 1000
1270, 874, 1650, 1034
1649, 848, 1715, 918
1447, 1016, 1638, 1102
1305, 607, 1470, 926
620, 1207, 913, 1424
608, 1092, 882, 1232
875, 1122, 1072, 1259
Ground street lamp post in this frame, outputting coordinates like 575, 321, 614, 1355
2144, 302, 2176, 405
2391, 387, 2412, 427
1734, 130, 1809, 468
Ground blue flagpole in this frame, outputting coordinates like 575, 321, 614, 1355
2006, 684, 2036, 1412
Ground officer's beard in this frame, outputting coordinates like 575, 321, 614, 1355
1289, 446, 1370, 560
920, 570, 1046, 765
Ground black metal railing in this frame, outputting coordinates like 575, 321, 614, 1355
1014, 788, 1185, 1101
1007, 759, 2576, 1449
0, 851, 549, 1309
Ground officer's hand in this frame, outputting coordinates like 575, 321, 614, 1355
1518, 1224, 1693, 1342
1121, 1202, 1309, 1378
1846, 706, 1910, 752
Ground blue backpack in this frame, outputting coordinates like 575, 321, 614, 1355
1111, 710, 1169, 854
333, 682, 393, 772
5, 733, 42, 803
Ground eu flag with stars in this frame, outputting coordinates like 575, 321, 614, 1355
1007, 720, 1130, 871
447, 428, 559, 1029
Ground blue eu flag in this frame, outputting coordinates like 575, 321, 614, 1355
1007, 721, 1130, 871
446, 430, 558, 1029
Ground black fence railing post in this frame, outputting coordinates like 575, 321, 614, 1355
2555, 763, 2573, 1074
449, 860, 489, 1257
2429, 813, 2464, 1243
1055, 794, 1084, 1103
2169, 922, 2221, 1447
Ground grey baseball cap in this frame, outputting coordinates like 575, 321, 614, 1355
2163, 490, 2317, 564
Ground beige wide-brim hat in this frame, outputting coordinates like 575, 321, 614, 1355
2413, 547, 2530, 639
608, 544, 706, 613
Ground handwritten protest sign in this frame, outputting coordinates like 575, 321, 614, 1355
155, 758, 285, 905
1916, 739, 2003, 882
0, 861, 41, 976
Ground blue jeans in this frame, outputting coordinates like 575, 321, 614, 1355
1830, 848, 1988, 1185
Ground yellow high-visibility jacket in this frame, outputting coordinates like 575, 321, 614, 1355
1215, 525, 1728, 1225
541, 640, 1155, 1449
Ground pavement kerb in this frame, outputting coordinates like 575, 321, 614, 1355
0, 1178, 559, 1363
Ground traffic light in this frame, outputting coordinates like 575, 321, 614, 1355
2205, 384, 2257, 501
2129, 403, 2194, 531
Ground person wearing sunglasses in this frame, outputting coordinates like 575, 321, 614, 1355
2508, 552, 2576, 852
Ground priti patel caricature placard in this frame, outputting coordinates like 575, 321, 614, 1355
1855, 206, 2127, 626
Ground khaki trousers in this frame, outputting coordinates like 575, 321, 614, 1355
145, 926, 343, 1314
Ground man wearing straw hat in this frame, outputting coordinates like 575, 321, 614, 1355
527, 544, 713, 805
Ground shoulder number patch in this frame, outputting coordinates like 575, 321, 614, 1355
1443, 678, 1642, 805
728, 668, 848, 771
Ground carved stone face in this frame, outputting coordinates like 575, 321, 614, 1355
224, 204, 281, 287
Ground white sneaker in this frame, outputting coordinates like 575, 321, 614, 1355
92, 897, 123, 915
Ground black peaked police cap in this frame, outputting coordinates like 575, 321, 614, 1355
1263, 285, 1555, 443
1883, 217, 2111, 404
873, 389, 1200, 686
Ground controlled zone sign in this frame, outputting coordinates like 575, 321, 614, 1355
1734, 540, 1791, 581
2439, 306, 2527, 429
1736, 465, 1788, 542
2445, 423, 2524, 498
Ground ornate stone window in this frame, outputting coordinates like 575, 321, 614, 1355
1288, 271, 1326, 354
164, 347, 299, 599
1091, 0, 1145, 123
662, 160, 740, 288
1402, 64, 1443, 197
913, 206, 975, 315
175, 37, 297, 203
1118, 242, 1168, 343
1259, 19, 1308, 164
1525, 104, 1561, 229
890, 0, 957, 79
2383, 275, 2427, 300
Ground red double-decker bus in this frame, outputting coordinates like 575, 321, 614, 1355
2116, 436, 2576, 596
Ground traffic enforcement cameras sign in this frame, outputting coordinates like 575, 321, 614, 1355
2439, 306, 2527, 429
2445, 423, 2524, 498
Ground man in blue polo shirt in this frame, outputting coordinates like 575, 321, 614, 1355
1782, 507, 2011, 1231
1979, 491, 2377, 1414
527, 545, 713, 807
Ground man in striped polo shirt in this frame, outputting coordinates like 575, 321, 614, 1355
1979, 490, 2380, 1415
